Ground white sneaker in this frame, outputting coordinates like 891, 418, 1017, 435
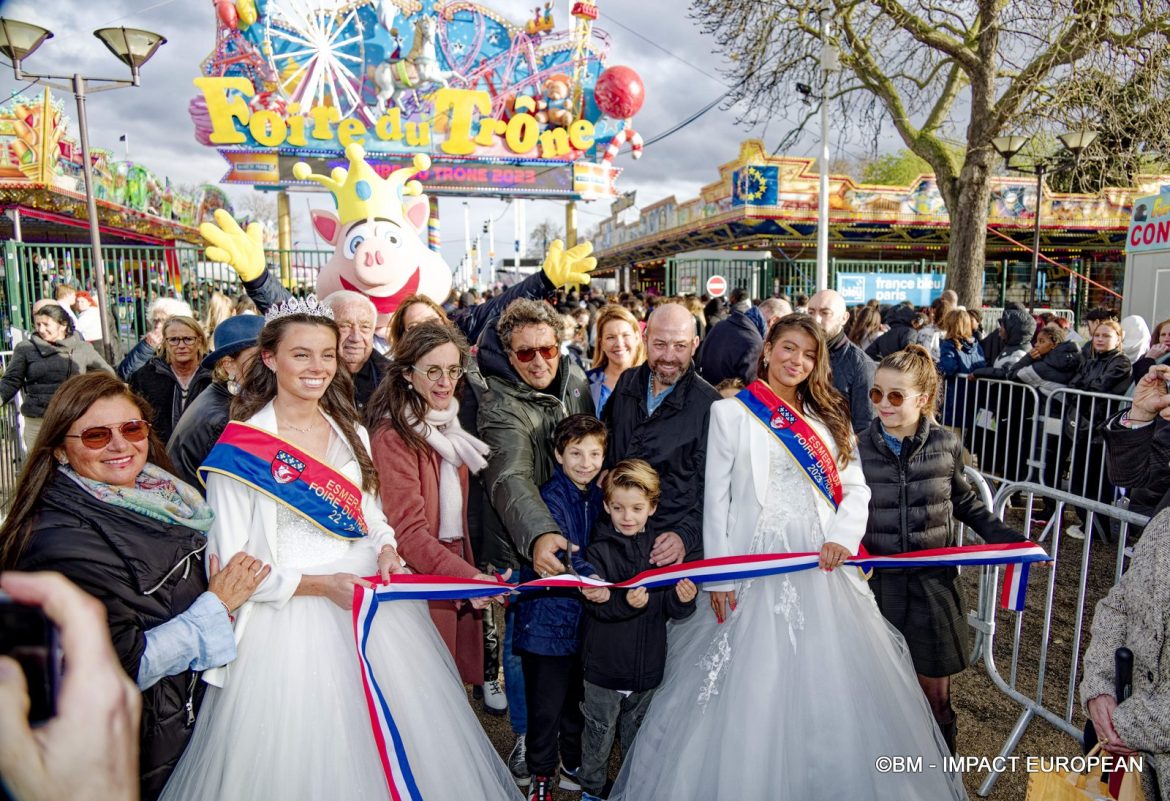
1065, 524, 1085, 540
482, 678, 507, 715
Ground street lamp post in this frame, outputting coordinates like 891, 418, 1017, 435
0, 18, 167, 362
991, 130, 1098, 313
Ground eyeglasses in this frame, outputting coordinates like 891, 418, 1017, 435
166, 336, 198, 346
868, 388, 923, 407
412, 364, 465, 383
64, 419, 152, 449
512, 345, 559, 363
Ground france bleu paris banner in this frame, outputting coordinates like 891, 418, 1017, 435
837, 271, 947, 306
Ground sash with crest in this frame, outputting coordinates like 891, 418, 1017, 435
199, 421, 368, 540
736, 380, 843, 510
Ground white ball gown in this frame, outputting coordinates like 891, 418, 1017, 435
160, 436, 521, 801
608, 435, 969, 800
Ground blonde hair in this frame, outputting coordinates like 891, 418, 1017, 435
159, 316, 209, 364
590, 304, 646, 370
603, 458, 661, 506
202, 292, 234, 338
941, 308, 975, 344
876, 344, 940, 421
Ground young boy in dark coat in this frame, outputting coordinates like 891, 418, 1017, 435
515, 414, 607, 801
578, 459, 697, 801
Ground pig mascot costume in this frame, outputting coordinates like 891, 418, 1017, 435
199, 142, 596, 332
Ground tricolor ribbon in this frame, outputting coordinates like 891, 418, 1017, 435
352, 541, 1047, 798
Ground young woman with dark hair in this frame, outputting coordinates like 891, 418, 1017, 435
610, 314, 965, 800
366, 320, 507, 684
161, 301, 522, 801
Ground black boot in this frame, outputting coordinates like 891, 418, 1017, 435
940, 716, 958, 755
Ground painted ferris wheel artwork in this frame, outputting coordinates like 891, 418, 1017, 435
192, 0, 647, 199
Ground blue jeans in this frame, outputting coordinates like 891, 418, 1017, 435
504, 593, 527, 735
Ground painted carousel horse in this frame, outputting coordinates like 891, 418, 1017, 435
373, 15, 457, 111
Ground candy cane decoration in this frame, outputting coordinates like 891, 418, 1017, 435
602, 119, 643, 165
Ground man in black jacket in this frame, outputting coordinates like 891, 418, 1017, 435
807, 289, 874, 434
695, 290, 790, 385
603, 303, 720, 564
322, 291, 391, 410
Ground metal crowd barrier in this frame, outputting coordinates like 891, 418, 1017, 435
0, 351, 23, 509
941, 377, 1044, 487
939, 377, 1131, 506
969, 481, 1149, 797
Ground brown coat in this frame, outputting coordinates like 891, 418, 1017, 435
372, 426, 483, 685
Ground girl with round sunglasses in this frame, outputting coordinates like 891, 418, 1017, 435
858, 344, 1027, 755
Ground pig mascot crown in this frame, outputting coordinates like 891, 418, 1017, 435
291, 144, 451, 320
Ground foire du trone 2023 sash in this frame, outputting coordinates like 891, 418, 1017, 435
735, 379, 842, 510
199, 421, 368, 540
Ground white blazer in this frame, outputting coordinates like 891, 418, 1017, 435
701, 397, 871, 593
201, 401, 397, 687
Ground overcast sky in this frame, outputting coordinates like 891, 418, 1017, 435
0, 0, 832, 271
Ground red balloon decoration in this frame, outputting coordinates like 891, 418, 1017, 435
594, 65, 645, 119
216, 0, 239, 29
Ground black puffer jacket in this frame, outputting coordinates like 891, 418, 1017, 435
16, 475, 210, 800
582, 520, 696, 692
0, 334, 110, 417
974, 308, 1037, 378
474, 323, 593, 571
129, 357, 213, 445
166, 380, 232, 492
602, 363, 720, 559
1008, 340, 1083, 385
865, 305, 917, 360
1069, 348, 1132, 396
858, 418, 1023, 555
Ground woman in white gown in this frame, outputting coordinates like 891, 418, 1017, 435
610, 314, 967, 801
161, 299, 521, 801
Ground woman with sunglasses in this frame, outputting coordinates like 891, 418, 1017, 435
859, 344, 1025, 755
610, 316, 965, 801
0, 372, 270, 800
128, 315, 213, 446
160, 299, 522, 801
365, 320, 507, 684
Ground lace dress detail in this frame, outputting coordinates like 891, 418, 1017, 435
696, 443, 820, 707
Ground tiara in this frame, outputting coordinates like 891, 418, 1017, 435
263, 294, 336, 323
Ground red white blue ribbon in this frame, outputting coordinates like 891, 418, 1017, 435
352, 588, 423, 801
352, 541, 1047, 797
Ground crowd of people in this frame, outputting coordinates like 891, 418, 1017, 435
0, 276, 1168, 801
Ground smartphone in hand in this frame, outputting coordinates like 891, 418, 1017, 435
0, 590, 61, 724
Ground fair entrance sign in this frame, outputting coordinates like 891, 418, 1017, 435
707, 274, 728, 297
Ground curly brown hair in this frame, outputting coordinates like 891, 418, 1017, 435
365, 321, 470, 454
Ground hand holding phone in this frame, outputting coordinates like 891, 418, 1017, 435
0, 571, 140, 801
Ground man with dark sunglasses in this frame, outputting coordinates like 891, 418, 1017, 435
472, 298, 593, 789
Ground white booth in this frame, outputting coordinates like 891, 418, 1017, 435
1122, 187, 1170, 324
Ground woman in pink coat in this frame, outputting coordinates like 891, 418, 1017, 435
367, 321, 505, 683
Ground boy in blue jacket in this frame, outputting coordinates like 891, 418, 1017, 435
515, 414, 607, 801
